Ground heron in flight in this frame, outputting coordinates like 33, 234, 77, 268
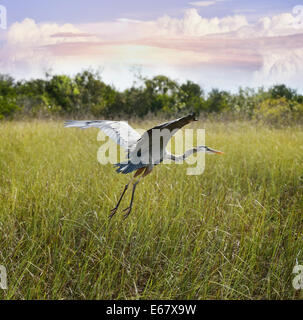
64, 113, 223, 219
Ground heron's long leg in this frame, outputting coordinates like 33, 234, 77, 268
122, 180, 140, 219
109, 183, 130, 219
122, 166, 153, 219
109, 167, 146, 219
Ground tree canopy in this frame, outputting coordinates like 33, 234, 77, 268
0, 70, 303, 125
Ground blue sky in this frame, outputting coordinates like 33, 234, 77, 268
1, 0, 300, 24
1, 0, 303, 91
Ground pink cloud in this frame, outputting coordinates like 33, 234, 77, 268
50, 32, 95, 38
1, 9, 303, 89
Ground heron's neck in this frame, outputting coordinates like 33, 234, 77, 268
167, 148, 198, 162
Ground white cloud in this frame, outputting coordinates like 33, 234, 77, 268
253, 48, 303, 88
78, 8, 248, 39
0, 18, 99, 78
140, 9, 248, 37
230, 12, 303, 38
189, 1, 216, 7
189, 0, 226, 7
1, 9, 303, 90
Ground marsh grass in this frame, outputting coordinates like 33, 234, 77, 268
0, 120, 303, 299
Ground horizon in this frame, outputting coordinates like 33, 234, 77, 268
0, 1, 303, 93
2, 69, 302, 96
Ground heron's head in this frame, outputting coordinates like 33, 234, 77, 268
196, 146, 224, 155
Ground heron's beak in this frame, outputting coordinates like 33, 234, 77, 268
213, 150, 224, 155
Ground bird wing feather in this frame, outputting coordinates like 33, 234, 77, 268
128, 113, 196, 164
64, 120, 141, 150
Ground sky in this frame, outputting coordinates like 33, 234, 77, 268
0, 0, 303, 92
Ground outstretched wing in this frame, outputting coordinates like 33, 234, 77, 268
147, 113, 197, 133
128, 113, 197, 164
64, 120, 141, 150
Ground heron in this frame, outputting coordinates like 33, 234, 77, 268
64, 113, 223, 219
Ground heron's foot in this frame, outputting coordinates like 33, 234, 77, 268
109, 207, 118, 219
122, 206, 132, 219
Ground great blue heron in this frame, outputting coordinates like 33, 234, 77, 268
64, 113, 223, 219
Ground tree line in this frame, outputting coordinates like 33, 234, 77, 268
1, 70, 303, 125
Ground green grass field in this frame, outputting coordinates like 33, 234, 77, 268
0, 120, 303, 299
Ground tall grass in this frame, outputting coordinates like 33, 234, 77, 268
0, 120, 302, 299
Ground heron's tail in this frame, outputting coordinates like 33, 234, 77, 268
114, 161, 145, 174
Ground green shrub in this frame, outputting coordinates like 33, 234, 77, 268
253, 97, 299, 125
